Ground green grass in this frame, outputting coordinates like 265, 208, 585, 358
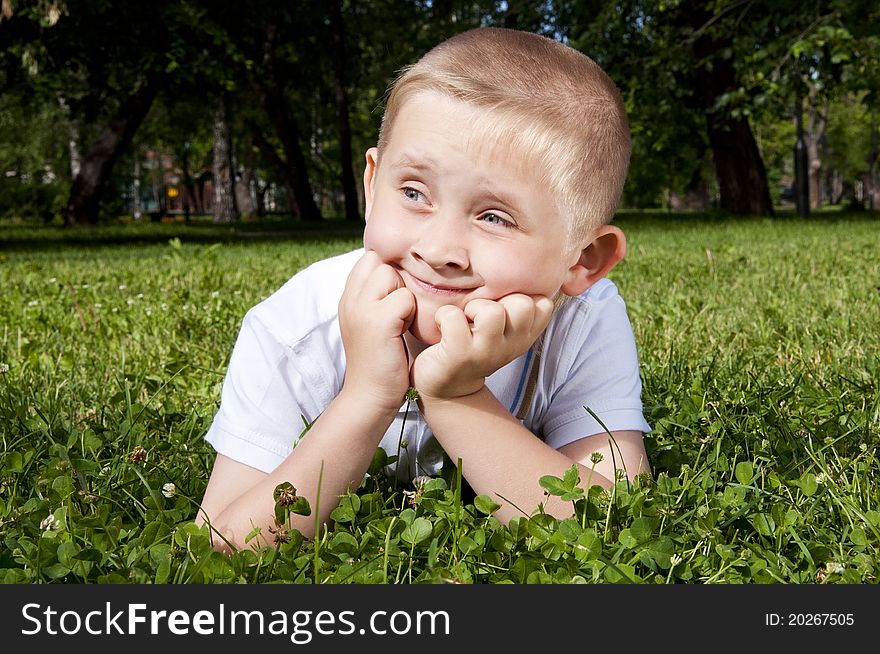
1, 212, 878, 583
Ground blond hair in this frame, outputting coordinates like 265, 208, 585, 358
377, 27, 631, 244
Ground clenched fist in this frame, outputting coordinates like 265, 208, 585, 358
338, 251, 416, 414
411, 293, 553, 401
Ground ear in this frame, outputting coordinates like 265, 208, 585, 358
559, 225, 627, 297
363, 147, 379, 223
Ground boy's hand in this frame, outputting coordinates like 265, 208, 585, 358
339, 251, 415, 414
412, 294, 553, 400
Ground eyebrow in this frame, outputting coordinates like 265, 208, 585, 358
389, 152, 440, 173
390, 151, 526, 215
474, 185, 524, 215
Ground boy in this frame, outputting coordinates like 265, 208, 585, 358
197, 27, 651, 551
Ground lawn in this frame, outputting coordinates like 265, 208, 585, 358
1, 212, 878, 583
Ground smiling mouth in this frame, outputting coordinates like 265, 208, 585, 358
404, 271, 474, 296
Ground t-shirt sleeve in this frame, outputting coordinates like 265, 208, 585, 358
539, 282, 651, 450
203, 249, 356, 474
204, 308, 321, 474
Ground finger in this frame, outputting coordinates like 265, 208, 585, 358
531, 296, 554, 335
344, 250, 383, 293
362, 262, 405, 301
464, 299, 506, 337
434, 305, 471, 349
380, 287, 416, 333
497, 293, 538, 336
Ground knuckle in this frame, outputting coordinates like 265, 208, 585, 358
483, 302, 505, 320
437, 304, 461, 321
502, 293, 532, 312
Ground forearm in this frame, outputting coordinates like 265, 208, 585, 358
418, 387, 614, 524
212, 390, 396, 549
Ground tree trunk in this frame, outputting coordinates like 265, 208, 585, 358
250, 127, 300, 218
68, 126, 82, 180
212, 95, 238, 223
262, 90, 321, 222
329, 0, 361, 223
132, 154, 142, 221
805, 86, 828, 210
689, 10, 773, 216
254, 25, 322, 222
63, 79, 162, 226
194, 175, 207, 214
669, 167, 710, 211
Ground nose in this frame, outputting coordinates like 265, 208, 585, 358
410, 214, 469, 270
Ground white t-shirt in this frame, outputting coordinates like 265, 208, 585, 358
205, 248, 651, 480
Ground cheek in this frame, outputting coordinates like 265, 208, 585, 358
478, 253, 560, 297
363, 210, 408, 259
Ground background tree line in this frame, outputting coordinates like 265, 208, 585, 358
1, 0, 878, 227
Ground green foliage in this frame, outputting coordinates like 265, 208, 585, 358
0, 215, 878, 583
3, 1, 878, 221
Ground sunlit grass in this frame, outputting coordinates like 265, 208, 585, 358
1, 212, 878, 583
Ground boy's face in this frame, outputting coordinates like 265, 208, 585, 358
363, 91, 585, 346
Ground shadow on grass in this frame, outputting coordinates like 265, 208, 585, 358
0, 217, 366, 251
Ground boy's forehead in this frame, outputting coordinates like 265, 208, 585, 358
384, 92, 540, 181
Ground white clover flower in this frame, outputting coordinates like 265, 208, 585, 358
816, 472, 828, 485
95, 303, 102, 308
127, 298, 135, 306
161, 303, 168, 311
137, 293, 144, 299
162, 483, 177, 498
825, 561, 845, 575
413, 475, 432, 490
0, 363, 9, 374
47, 277, 57, 283
211, 291, 220, 298
119, 284, 127, 290
28, 300, 38, 307
99, 465, 112, 476
40, 515, 62, 531
145, 309, 151, 316
670, 554, 683, 567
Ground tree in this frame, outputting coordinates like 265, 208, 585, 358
0, 2, 187, 225
212, 94, 238, 223
329, 0, 359, 223
569, 0, 775, 215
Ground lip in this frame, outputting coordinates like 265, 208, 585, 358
403, 270, 475, 296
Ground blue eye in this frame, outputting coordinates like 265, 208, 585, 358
479, 212, 514, 228
403, 187, 426, 203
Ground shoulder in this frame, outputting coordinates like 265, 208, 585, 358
547, 278, 630, 345
242, 247, 363, 347
537, 277, 636, 379
566, 277, 626, 313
